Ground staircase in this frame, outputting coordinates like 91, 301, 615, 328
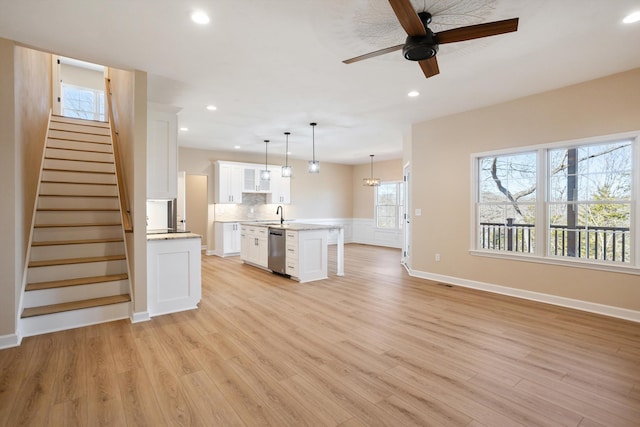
20, 114, 131, 337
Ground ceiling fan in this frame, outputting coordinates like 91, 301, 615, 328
343, 0, 519, 79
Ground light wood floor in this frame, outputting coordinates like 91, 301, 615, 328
1, 244, 639, 426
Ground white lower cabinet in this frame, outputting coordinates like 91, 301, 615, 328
286, 229, 328, 283
214, 222, 241, 256
240, 225, 268, 268
147, 236, 202, 316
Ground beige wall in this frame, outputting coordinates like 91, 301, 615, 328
108, 68, 148, 316
0, 38, 17, 337
0, 40, 52, 339
352, 158, 403, 218
60, 63, 104, 91
411, 68, 640, 312
186, 174, 208, 245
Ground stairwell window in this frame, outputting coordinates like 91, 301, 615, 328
61, 83, 105, 121
376, 181, 404, 229
472, 133, 638, 271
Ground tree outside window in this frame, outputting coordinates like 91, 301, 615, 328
62, 84, 105, 121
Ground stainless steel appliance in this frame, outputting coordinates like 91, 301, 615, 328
268, 228, 287, 275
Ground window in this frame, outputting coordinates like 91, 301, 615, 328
61, 83, 105, 121
474, 134, 638, 269
376, 181, 404, 229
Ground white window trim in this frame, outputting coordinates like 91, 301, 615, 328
470, 130, 640, 274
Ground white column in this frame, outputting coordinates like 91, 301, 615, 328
336, 227, 344, 276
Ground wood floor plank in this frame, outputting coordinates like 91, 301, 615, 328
2, 244, 640, 426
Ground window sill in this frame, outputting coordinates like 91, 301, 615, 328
469, 249, 640, 276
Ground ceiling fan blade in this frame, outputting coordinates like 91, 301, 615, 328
343, 44, 404, 64
419, 56, 439, 78
436, 18, 519, 44
387, 0, 426, 36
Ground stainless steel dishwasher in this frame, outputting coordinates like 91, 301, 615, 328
268, 228, 287, 275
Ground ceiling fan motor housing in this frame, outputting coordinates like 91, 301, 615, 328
403, 34, 439, 61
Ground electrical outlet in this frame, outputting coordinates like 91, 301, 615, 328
435, 253, 441, 262
415, 208, 422, 216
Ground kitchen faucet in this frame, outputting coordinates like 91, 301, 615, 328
276, 205, 284, 225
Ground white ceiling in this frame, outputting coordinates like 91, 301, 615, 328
1, 0, 639, 164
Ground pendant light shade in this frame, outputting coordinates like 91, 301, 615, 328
363, 154, 380, 186
282, 132, 292, 177
261, 139, 271, 181
308, 122, 320, 173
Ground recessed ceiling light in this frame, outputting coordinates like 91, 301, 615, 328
206, 105, 217, 111
179, 127, 189, 131
623, 11, 640, 24
234, 145, 241, 150
408, 91, 420, 97
191, 11, 210, 25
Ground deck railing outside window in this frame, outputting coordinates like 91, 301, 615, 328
479, 220, 630, 262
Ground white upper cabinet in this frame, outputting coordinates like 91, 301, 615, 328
268, 167, 291, 204
147, 104, 180, 199
243, 167, 271, 193
215, 161, 243, 204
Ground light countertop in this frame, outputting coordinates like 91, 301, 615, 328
147, 232, 202, 241
242, 222, 343, 231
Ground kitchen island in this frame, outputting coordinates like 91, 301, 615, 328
147, 232, 202, 316
240, 222, 344, 283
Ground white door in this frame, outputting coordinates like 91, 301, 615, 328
402, 163, 411, 267
177, 171, 186, 230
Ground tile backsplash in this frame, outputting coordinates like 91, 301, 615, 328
214, 193, 281, 221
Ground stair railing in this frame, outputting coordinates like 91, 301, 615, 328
105, 78, 133, 232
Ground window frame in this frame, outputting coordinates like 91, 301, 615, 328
375, 180, 404, 230
61, 82, 105, 121
470, 131, 640, 275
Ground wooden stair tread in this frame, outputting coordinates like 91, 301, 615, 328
21, 294, 131, 318
47, 137, 111, 146
34, 222, 121, 228
31, 237, 124, 246
41, 180, 116, 186
43, 168, 115, 175
29, 254, 125, 267
38, 194, 118, 198
51, 115, 109, 125
45, 156, 114, 164
37, 208, 119, 212
26, 274, 129, 291
45, 146, 113, 154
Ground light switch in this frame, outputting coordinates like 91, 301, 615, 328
415, 208, 422, 216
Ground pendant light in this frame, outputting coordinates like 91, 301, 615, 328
308, 122, 320, 173
363, 154, 380, 186
260, 139, 271, 181
282, 132, 292, 177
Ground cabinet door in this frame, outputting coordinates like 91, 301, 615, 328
216, 163, 243, 204
147, 108, 178, 199
256, 236, 268, 267
243, 168, 258, 192
240, 230, 250, 261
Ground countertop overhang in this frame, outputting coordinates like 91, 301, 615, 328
147, 232, 202, 241
242, 222, 343, 231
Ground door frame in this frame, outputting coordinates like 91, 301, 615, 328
402, 162, 411, 267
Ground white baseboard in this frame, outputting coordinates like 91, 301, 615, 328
409, 268, 640, 323
205, 249, 216, 256
0, 333, 21, 349
131, 311, 150, 323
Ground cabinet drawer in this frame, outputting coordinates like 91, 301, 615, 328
286, 260, 298, 277
256, 227, 268, 236
286, 245, 298, 260
285, 230, 298, 241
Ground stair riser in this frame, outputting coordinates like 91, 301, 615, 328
47, 139, 113, 153
27, 259, 128, 283
46, 147, 114, 163
23, 280, 129, 308
39, 182, 117, 197
20, 302, 130, 337
48, 129, 111, 144
43, 158, 115, 173
30, 241, 125, 262
33, 225, 123, 242
42, 169, 116, 184
38, 196, 119, 210
49, 122, 110, 135
36, 211, 121, 225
